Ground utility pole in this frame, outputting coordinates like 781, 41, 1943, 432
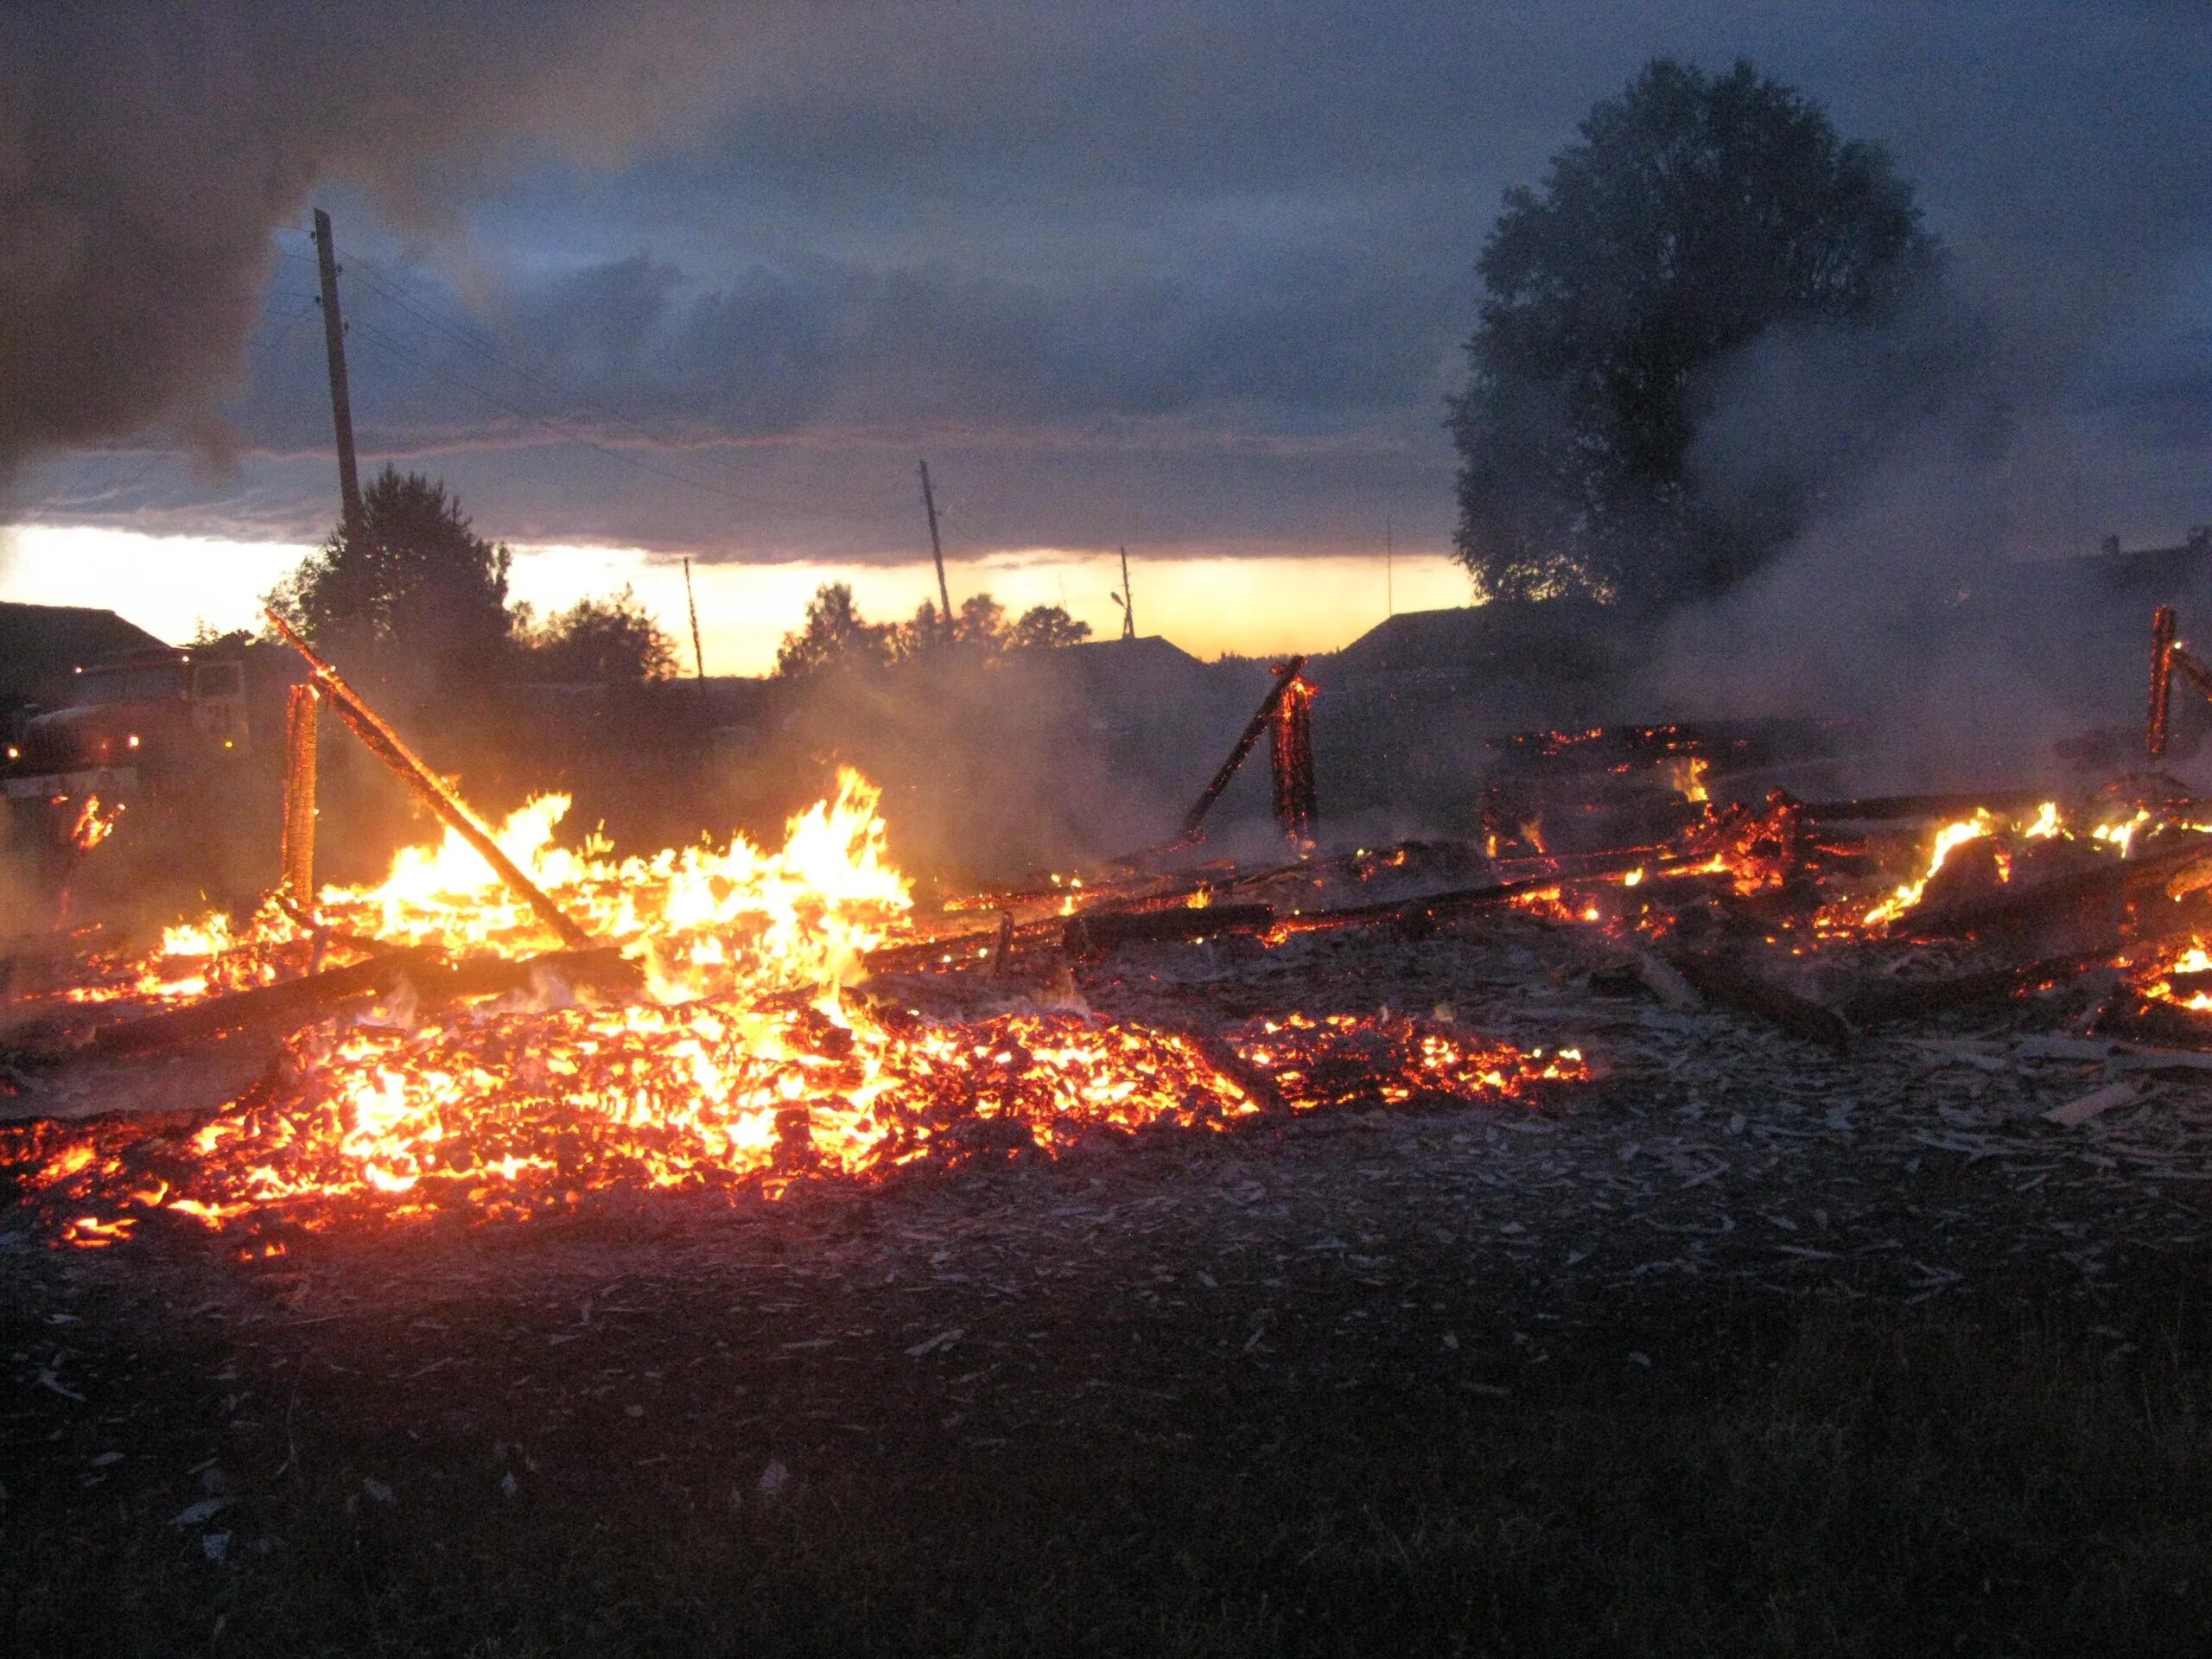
1118, 545, 1136, 639
311, 209, 365, 543
683, 556, 707, 683
1384, 512, 1394, 619
918, 460, 954, 638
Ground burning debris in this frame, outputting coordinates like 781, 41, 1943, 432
0, 634, 1584, 1249
14, 605, 2212, 1256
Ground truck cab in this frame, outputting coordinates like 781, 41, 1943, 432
3, 639, 296, 805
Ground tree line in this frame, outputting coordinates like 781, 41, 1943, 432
262, 465, 1096, 699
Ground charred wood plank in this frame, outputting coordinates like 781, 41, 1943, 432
1660, 949, 1853, 1050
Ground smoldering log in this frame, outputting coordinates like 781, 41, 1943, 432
1269, 848, 1674, 938
1899, 833, 2212, 938
1840, 950, 2114, 1027
1062, 904, 1276, 958
264, 609, 595, 951
2094, 994, 2212, 1051
1659, 949, 1854, 1050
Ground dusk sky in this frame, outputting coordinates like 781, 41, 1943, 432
3, 2, 2209, 671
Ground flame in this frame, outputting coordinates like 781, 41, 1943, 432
1665, 756, 1711, 804
1863, 811, 1995, 926
4, 772, 1592, 1245
2094, 809, 2152, 858
68, 795, 120, 852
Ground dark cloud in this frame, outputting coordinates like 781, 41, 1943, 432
8, 2, 2212, 568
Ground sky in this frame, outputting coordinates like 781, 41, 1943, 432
2, 2, 2209, 673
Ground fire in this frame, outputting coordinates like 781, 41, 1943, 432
68, 795, 120, 852
1861, 810, 1995, 926
4, 772, 1590, 1245
1664, 756, 1711, 804
2094, 809, 2152, 857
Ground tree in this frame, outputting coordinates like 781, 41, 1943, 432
888, 592, 1019, 661
1007, 604, 1091, 651
266, 466, 515, 694
1448, 59, 1949, 610
522, 585, 678, 683
773, 582, 892, 677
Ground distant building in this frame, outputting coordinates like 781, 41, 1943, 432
0, 601, 171, 715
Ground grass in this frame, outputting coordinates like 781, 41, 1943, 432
5, 1300, 2208, 1657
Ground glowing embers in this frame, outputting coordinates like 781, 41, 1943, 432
9, 1002, 1587, 1244
2140, 938, 2212, 1013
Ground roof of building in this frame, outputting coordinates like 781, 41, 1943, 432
1321, 598, 1641, 683
0, 602, 172, 708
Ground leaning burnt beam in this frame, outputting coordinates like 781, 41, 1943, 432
1177, 657, 1310, 844
264, 609, 594, 951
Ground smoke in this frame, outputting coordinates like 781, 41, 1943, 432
0, 1, 745, 492
1652, 279, 2209, 791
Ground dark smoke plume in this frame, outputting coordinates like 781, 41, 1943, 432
0, 1, 741, 490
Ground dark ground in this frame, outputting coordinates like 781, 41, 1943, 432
5, 920, 2212, 1656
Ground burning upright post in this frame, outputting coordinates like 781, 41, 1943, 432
281, 683, 319, 912
264, 610, 595, 951
1178, 656, 1309, 845
2149, 605, 2178, 762
1269, 669, 1318, 843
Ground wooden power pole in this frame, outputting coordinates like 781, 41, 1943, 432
311, 209, 365, 543
1118, 545, 1136, 639
683, 556, 706, 683
918, 460, 954, 636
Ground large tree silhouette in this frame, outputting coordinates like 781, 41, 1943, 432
1448, 59, 1951, 610
268, 467, 515, 696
